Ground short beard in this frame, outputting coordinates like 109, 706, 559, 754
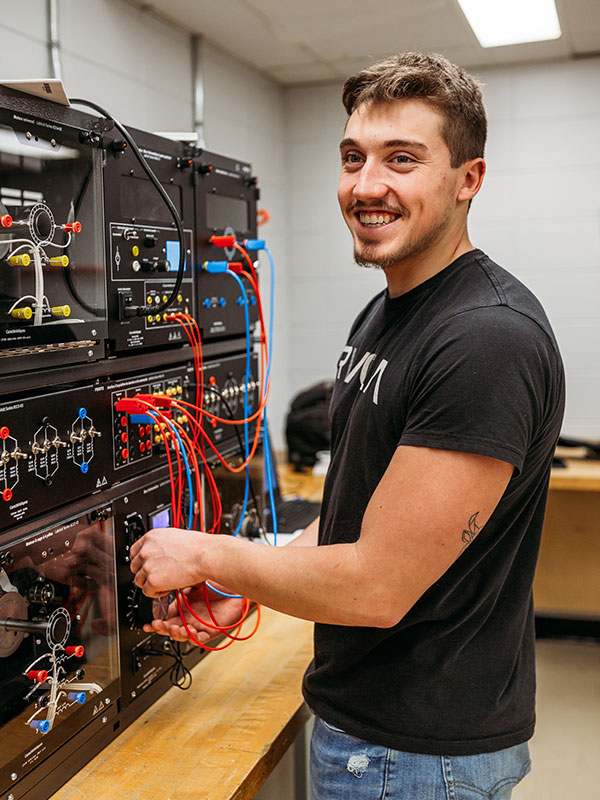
353, 206, 454, 272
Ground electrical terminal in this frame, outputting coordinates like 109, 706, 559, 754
115, 398, 152, 415
134, 393, 175, 408
129, 414, 155, 425
51, 305, 71, 318
48, 255, 69, 267
11, 307, 33, 320
62, 221, 82, 233
209, 234, 235, 247
203, 260, 228, 274
243, 238, 265, 250
9, 254, 31, 267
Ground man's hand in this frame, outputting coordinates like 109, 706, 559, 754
129, 528, 210, 597
143, 584, 247, 646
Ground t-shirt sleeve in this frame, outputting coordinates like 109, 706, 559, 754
398, 305, 555, 472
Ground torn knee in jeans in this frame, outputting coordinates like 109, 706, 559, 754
346, 753, 370, 778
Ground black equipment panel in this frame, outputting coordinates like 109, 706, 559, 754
112, 467, 206, 708
0, 87, 107, 375
0, 382, 111, 532
0, 85, 265, 800
103, 128, 195, 354
0, 501, 120, 799
0, 353, 260, 532
194, 150, 260, 341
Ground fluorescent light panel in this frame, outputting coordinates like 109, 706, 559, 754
457, 0, 561, 48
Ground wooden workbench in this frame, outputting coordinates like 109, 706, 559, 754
50, 608, 314, 800
535, 459, 600, 618
49, 456, 600, 800
548, 458, 600, 492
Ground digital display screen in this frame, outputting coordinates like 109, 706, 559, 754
166, 240, 187, 273
120, 175, 182, 221
206, 193, 249, 233
149, 507, 171, 529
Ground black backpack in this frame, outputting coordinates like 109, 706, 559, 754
285, 381, 333, 470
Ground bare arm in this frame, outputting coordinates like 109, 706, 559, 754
287, 515, 319, 546
130, 447, 512, 628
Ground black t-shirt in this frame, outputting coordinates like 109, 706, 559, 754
302, 249, 565, 756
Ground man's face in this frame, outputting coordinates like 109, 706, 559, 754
338, 99, 465, 271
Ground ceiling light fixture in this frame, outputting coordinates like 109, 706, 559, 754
456, 0, 562, 48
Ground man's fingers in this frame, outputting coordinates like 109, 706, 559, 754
133, 567, 146, 589
129, 537, 142, 561
129, 551, 142, 576
142, 618, 211, 644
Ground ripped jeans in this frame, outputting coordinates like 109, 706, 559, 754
310, 717, 531, 800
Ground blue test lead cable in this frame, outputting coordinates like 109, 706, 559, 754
224, 270, 251, 537
263, 414, 278, 545
242, 239, 278, 542
148, 410, 195, 531
205, 269, 251, 601
262, 245, 278, 543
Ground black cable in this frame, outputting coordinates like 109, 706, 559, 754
140, 641, 192, 690
62, 160, 104, 316
69, 97, 186, 318
169, 641, 193, 690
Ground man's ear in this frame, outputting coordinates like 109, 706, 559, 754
457, 158, 485, 203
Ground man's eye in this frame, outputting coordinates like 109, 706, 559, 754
343, 152, 362, 164
393, 155, 413, 165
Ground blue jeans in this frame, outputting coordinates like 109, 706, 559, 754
310, 717, 531, 800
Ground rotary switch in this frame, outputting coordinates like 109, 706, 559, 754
126, 587, 170, 630
124, 513, 145, 547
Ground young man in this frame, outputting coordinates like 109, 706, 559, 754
130, 52, 565, 798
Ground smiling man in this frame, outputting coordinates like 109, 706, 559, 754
129, 52, 565, 799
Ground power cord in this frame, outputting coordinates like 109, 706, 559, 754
140, 641, 192, 690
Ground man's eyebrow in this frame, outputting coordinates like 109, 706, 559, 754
339, 137, 431, 155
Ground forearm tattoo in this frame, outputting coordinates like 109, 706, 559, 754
460, 512, 481, 552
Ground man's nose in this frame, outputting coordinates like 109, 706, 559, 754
353, 159, 388, 201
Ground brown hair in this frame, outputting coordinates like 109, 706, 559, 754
342, 52, 486, 168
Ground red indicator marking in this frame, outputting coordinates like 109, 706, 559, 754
0, 214, 13, 228
28, 670, 48, 683
121, 448, 129, 460
2, 488, 12, 502
120, 432, 128, 444
0, 426, 9, 439
65, 645, 85, 657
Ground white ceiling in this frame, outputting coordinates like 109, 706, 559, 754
123, 0, 600, 85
